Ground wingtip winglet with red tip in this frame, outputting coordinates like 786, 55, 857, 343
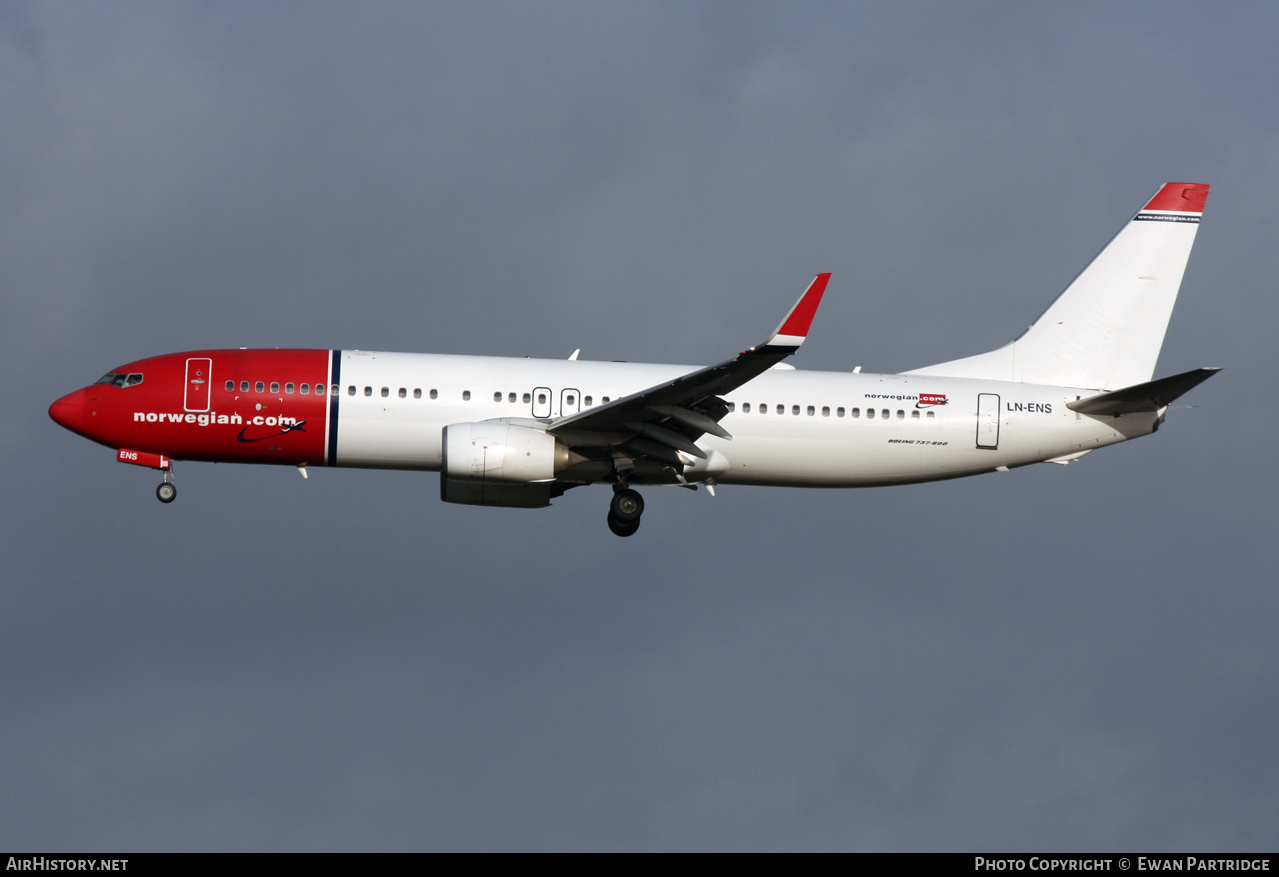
762, 272, 830, 351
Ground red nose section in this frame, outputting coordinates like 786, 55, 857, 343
49, 388, 86, 434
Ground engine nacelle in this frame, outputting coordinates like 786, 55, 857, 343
441, 422, 569, 483
439, 477, 555, 508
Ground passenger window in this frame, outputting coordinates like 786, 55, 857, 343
399, 388, 406, 398
792, 405, 800, 415
271, 382, 280, 393
509, 393, 517, 403
430, 389, 438, 399
494, 392, 502, 402
726, 402, 736, 413
583, 396, 592, 406
300, 383, 309, 395
380, 387, 389, 398
522, 392, 531, 403
255, 381, 264, 393
837, 407, 845, 417
330, 385, 338, 396
742, 402, 751, 413
927, 410, 935, 420
896, 410, 904, 419
364, 387, 372, 397
822, 406, 829, 416
567, 394, 576, 406
463, 390, 471, 401
414, 389, 422, 399
807, 406, 815, 416
241, 381, 249, 392
883, 409, 890, 419
347, 386, 355, 396
285, 383, 295, 394
850, 407, 859, 418
866, 408, 874, 419
911, 410, 919, 420
602, 397, 610, 403
776, 404, 784, 415
537, 392, 547, 404
226, 380, 234, 392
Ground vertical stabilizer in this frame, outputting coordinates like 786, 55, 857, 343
905, 183, 1209, 390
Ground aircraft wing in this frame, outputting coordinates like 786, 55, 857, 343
548, 273, 830, 464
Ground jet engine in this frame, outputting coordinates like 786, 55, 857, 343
441, 422, 573, 482
439, 422, 578, 508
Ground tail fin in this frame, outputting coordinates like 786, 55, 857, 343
904, 183, 1210, 390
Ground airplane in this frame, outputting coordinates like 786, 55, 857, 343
49, 182, 1217, 536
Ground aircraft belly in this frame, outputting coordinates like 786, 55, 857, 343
712, 425, 954, 487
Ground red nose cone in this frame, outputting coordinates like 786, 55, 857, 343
49, 388, 86, 434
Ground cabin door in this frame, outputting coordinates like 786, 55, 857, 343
185, 357, 212, 412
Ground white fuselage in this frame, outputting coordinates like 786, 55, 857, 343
331, 351, 1152, 485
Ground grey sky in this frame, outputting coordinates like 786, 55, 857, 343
2, 1, 1276, 850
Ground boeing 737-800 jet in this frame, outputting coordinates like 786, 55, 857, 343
49, 182, 1217, 536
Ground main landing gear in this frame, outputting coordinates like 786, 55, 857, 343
607, 486, 644, 537
156, 469, 176, 503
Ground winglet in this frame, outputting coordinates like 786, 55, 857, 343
759, 273, 830, 352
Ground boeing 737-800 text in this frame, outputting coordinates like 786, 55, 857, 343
49, 182, 1217, 536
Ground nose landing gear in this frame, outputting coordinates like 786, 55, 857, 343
607, 486, 644, 537
156, 469, 176, 503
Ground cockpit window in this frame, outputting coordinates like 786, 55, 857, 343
95, 373, 143, 388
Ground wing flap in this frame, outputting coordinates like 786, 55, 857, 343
623, 421, 708, 459
650, 405, 732, 439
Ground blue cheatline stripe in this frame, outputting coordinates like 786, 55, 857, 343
327, 349, 341, 466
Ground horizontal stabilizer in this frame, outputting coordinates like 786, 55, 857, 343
1066, 367, 1220, 416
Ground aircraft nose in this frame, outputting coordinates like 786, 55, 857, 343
49, 388, 86, 434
